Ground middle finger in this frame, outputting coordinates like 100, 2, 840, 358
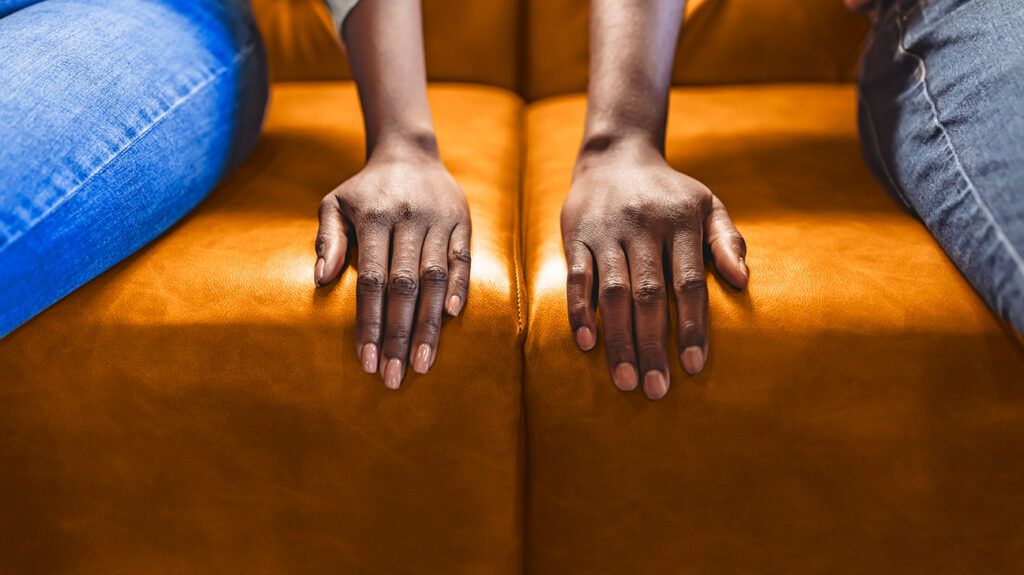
380, 222, 426, 389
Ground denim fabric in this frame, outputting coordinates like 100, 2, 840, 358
858, 0, 1024, 330
0, 0, 268, 338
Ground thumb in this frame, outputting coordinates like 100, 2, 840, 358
314, 196, 352, 286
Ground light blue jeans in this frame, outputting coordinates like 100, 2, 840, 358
0, 0, 267, 337
858, 0, 1024, 331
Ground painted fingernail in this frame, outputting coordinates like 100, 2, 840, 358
446, 295, 463, 316
682, 345, 706, 375
612, 363, 638, 391
644, 370, 669, 400
384, 358, 403, 390
575, 326, 596, 350
413, 343, 432, 374
361, 343, 378, 373
738, 257, 749, 278
314, 257, 325, 286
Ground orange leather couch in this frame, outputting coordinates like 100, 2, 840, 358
1, 0, 1022, 572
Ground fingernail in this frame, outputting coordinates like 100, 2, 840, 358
361, 343, 378, 373
612, 363, 638, 391
384, 358, 403, 390
446, 295, 463, 316
413, 343, 432, 374
314, 257, 325, 286
575, 326, 596, 350
738, 257, 749, 278
644, 370, 669, 400
682, 345, 706, 375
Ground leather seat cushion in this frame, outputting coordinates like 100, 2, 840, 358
252, 0, 521, 90
522, 85, 1024, 573
0, 83, 525, 573
525, 0, 870, 99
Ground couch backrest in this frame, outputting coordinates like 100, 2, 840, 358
251, 0, 521, 91
526, 0, 870, 100
251, 0, 870, 101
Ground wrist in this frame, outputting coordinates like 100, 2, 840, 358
366, 128, 441, 165
574, 131, 665, 175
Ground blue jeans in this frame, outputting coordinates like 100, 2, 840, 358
0, 0, 267, 338
858, 0, 1024, 331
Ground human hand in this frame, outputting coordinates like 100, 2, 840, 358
561, 145, 748, 399
314, 148, 471, 389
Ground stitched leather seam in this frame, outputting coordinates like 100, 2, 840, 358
512, 101, 527, 340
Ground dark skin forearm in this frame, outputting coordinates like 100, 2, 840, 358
580, 0, 685, 155
343, 0, 438, 160
315, 0, 472, 390
561, 0, 748, 400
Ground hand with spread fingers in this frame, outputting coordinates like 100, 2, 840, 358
315, 149, 470, 389
563, 145, 747, 399
313, 0, 470, 389
564, 0, 749, 399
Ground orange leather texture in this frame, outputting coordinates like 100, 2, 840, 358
522, 86, 1024, 572
252, 0, 521, 90
0, 83, 526, 573
526, 0, 871, 99
4, 1, 1024, 572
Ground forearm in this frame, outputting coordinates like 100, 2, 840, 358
342, 0, 438, 162
581, 0, 685, 158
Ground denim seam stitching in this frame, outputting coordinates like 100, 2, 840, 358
859, 84, 915, 211
894, 13, 1024, 275
0, 41, 257, 252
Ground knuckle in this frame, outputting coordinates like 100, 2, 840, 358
417, 314, 443, 337
599, 281, 630, 301
450, 248, 472, 266
359, 207, 390, 226
357, 270, 386, 292
678, 319, 705, 335
673, 275, 707, 295
567, 270, 590, 289
396, 201, 413, 220
603, 332, 634, 354
730, 233, 748, 255
318, 196, 338, 218
449, 272, 470, 294
420, 265, 448, 286
620, 200, 652, 222
674, 197, 704, 220
568, 297, 591, 317
385, 326, 412, 344
633, 282, 666, 306
389, 272, 419, 296
678, 320, 707, 347
637, 341, 666, 356
354, 313, 382, 335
